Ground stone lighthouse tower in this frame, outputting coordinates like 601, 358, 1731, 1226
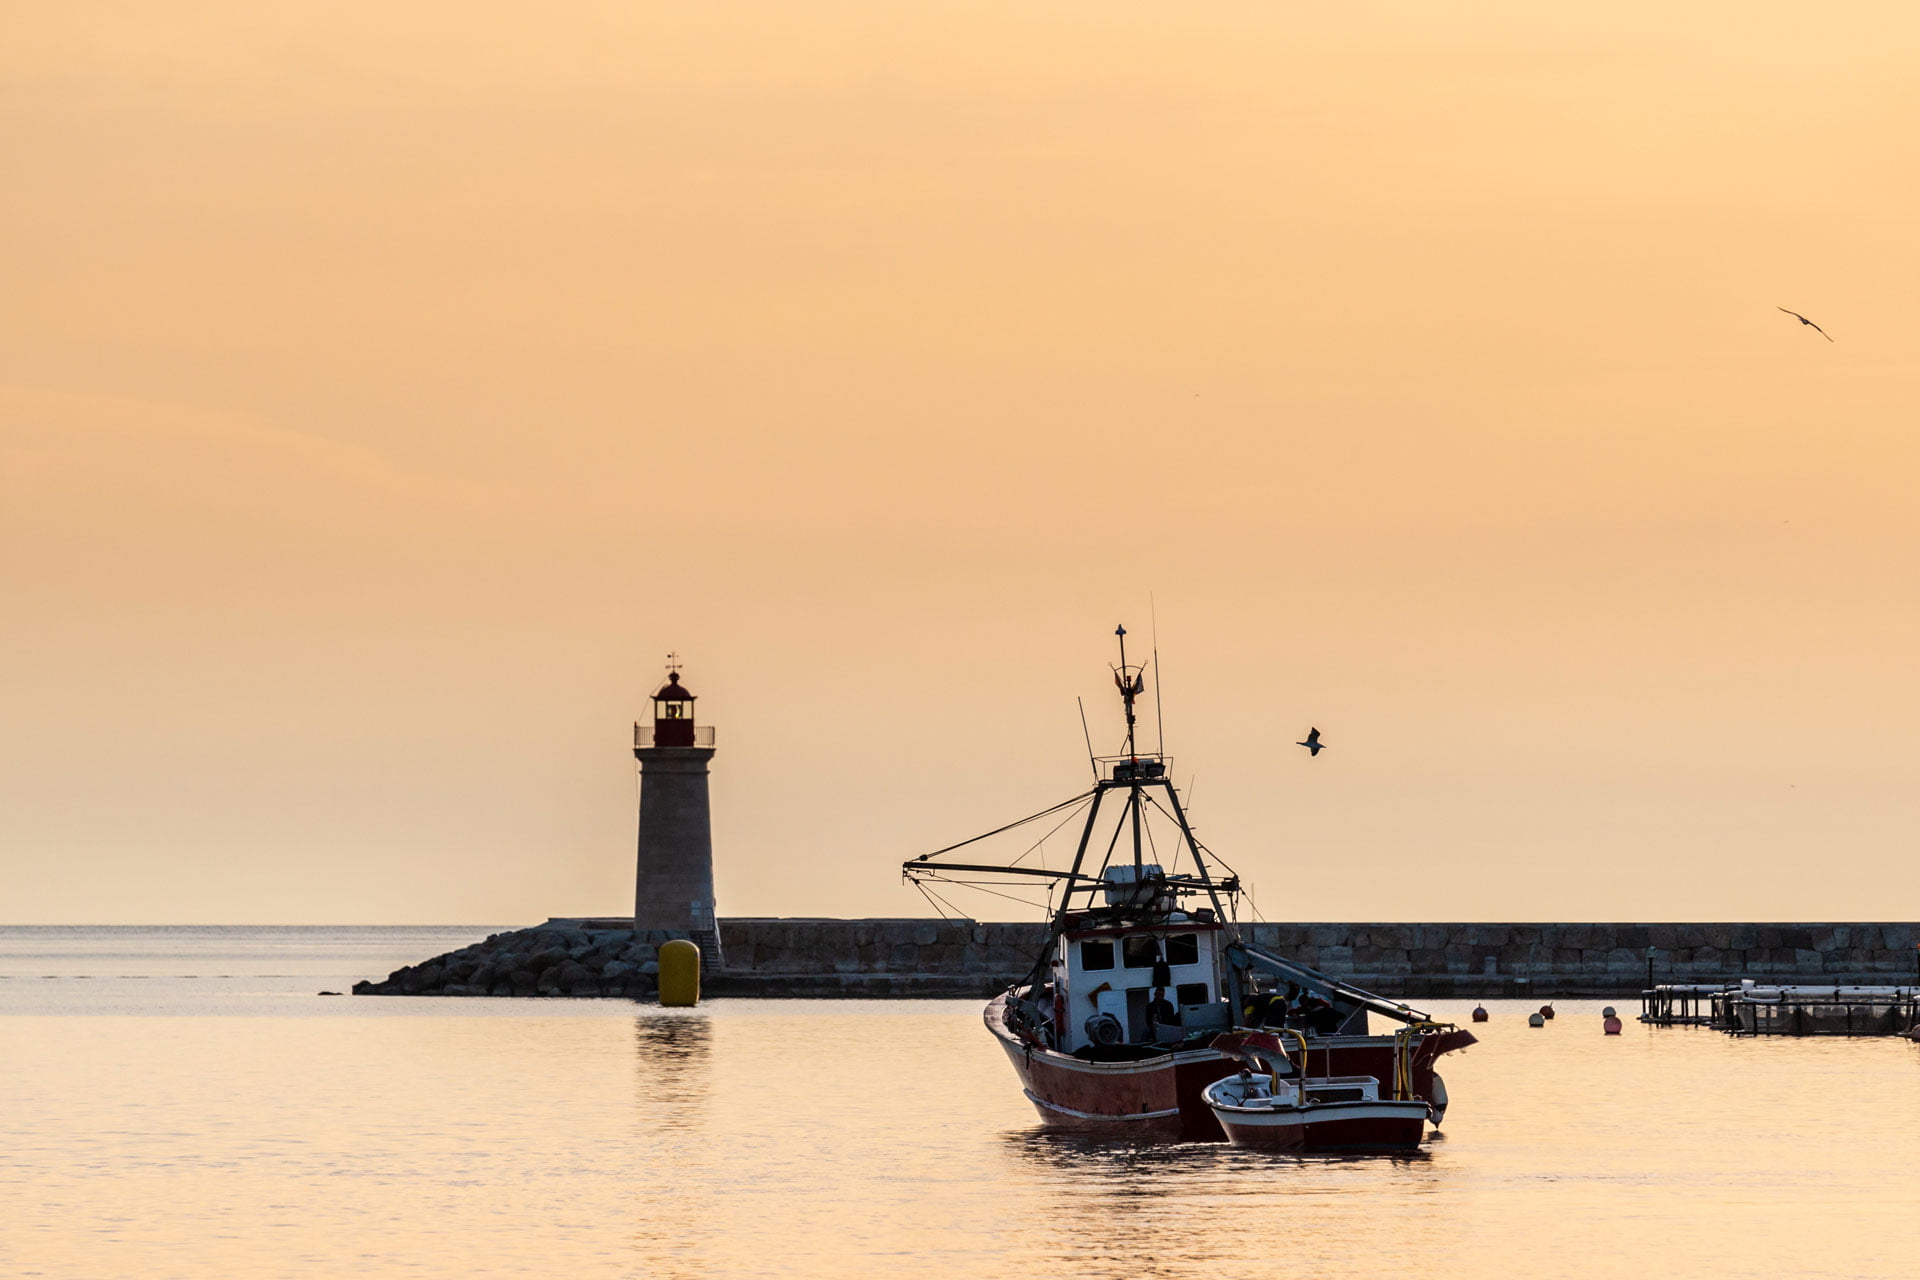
632, 657, 721, 966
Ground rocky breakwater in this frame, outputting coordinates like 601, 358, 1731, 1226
352, 925, 684, 998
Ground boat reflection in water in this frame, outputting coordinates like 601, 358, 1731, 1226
1000, 1129, 1438, 1177
906, 628, 1474, 1144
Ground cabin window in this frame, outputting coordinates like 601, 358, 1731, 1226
1079, 940, 1115, 971
1122, 936, 1159, 969
1176, 982, 1209, 1006
1164, 934, 1200, 966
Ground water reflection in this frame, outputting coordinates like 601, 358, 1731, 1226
629, 1013, 715, 1278
633, 1011, 712, 1125
998, 1128, 1448, 1275
1003, 1128, 1437, 1175
14, 989, 1920, 1280
635, 1011, 713, 1060
1003, 1130, 1233, 1177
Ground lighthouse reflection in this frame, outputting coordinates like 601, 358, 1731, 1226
633, 1011, 713, 1129
628, 1012, 715, 1277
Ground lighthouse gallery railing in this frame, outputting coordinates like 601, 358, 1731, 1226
633, 723, 717, 748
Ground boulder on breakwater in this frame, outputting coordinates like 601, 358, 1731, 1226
352, 924, 683, 998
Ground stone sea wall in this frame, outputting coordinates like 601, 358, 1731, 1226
1233, 921, 1920, 997
352, 925, 678, 998
711, 917, 1045, 996
355, 918, 1920, 999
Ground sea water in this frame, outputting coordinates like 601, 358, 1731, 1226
3, 926, 1917, 1279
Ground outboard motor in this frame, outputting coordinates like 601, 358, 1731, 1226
1084, 1012, 1125, 1047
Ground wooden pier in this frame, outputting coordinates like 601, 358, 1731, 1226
1638, 983, 1737, 1026
1643, 981, 1920, 1037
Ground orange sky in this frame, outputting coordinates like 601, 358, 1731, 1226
6, 3, 1920, 923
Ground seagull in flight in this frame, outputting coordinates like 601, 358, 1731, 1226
1778, 307, 1833, 341
1296, 727, 1326, 757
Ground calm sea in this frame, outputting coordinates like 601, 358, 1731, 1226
4, 925, 1917, 1279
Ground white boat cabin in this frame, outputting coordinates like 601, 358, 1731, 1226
1210, 1072, 1383, 1111
1053, 867, 1235, 1052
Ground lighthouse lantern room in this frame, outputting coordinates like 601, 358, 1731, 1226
651, 670, 696, 746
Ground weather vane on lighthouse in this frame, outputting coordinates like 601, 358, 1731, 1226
665, 652, 683, 676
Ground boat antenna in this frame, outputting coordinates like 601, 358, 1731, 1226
1150, 594, 1165, 758
1076, 697, 1098, 781
1113, 624, 1139, 758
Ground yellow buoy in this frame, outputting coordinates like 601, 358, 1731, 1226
658, 938, 701, 1007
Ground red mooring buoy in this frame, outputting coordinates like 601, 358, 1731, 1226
1471, 1004, 1489, 1023
1539, 1003, 1555, 1021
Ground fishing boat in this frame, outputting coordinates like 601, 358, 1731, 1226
1201, 1029, 1433, 1151
903, 627, 1474, 1141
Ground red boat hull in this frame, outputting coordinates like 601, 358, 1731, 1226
996, 1032, 1235, 1139
988, 994, 1466, 1141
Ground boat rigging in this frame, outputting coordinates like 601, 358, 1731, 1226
900, 625, 1473, 1141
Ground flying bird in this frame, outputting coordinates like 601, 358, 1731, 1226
1778, 308, 1833, 341
1296, 728, 1326, 757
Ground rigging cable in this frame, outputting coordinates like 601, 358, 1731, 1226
1141, 790, 1249, 904
934, 879, 1055, 912
1151, 593, 1166, 759
907, 790, 1097, 865
1006, 795, 1094, 869
909, 876, 976, 927
1077, 698, 1098, 781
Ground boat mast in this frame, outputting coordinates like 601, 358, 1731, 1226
1159, 781, 1238, 941
1048, 789, 1109, 927
1115, 624, 1146, 877
904, 626, 1243, 930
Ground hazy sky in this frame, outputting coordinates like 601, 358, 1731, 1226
7, 3, 1920, 924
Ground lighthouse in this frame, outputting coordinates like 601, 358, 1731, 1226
632, 657, 721, 967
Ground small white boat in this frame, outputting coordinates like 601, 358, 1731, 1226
1203, 1029, 1432, 1152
